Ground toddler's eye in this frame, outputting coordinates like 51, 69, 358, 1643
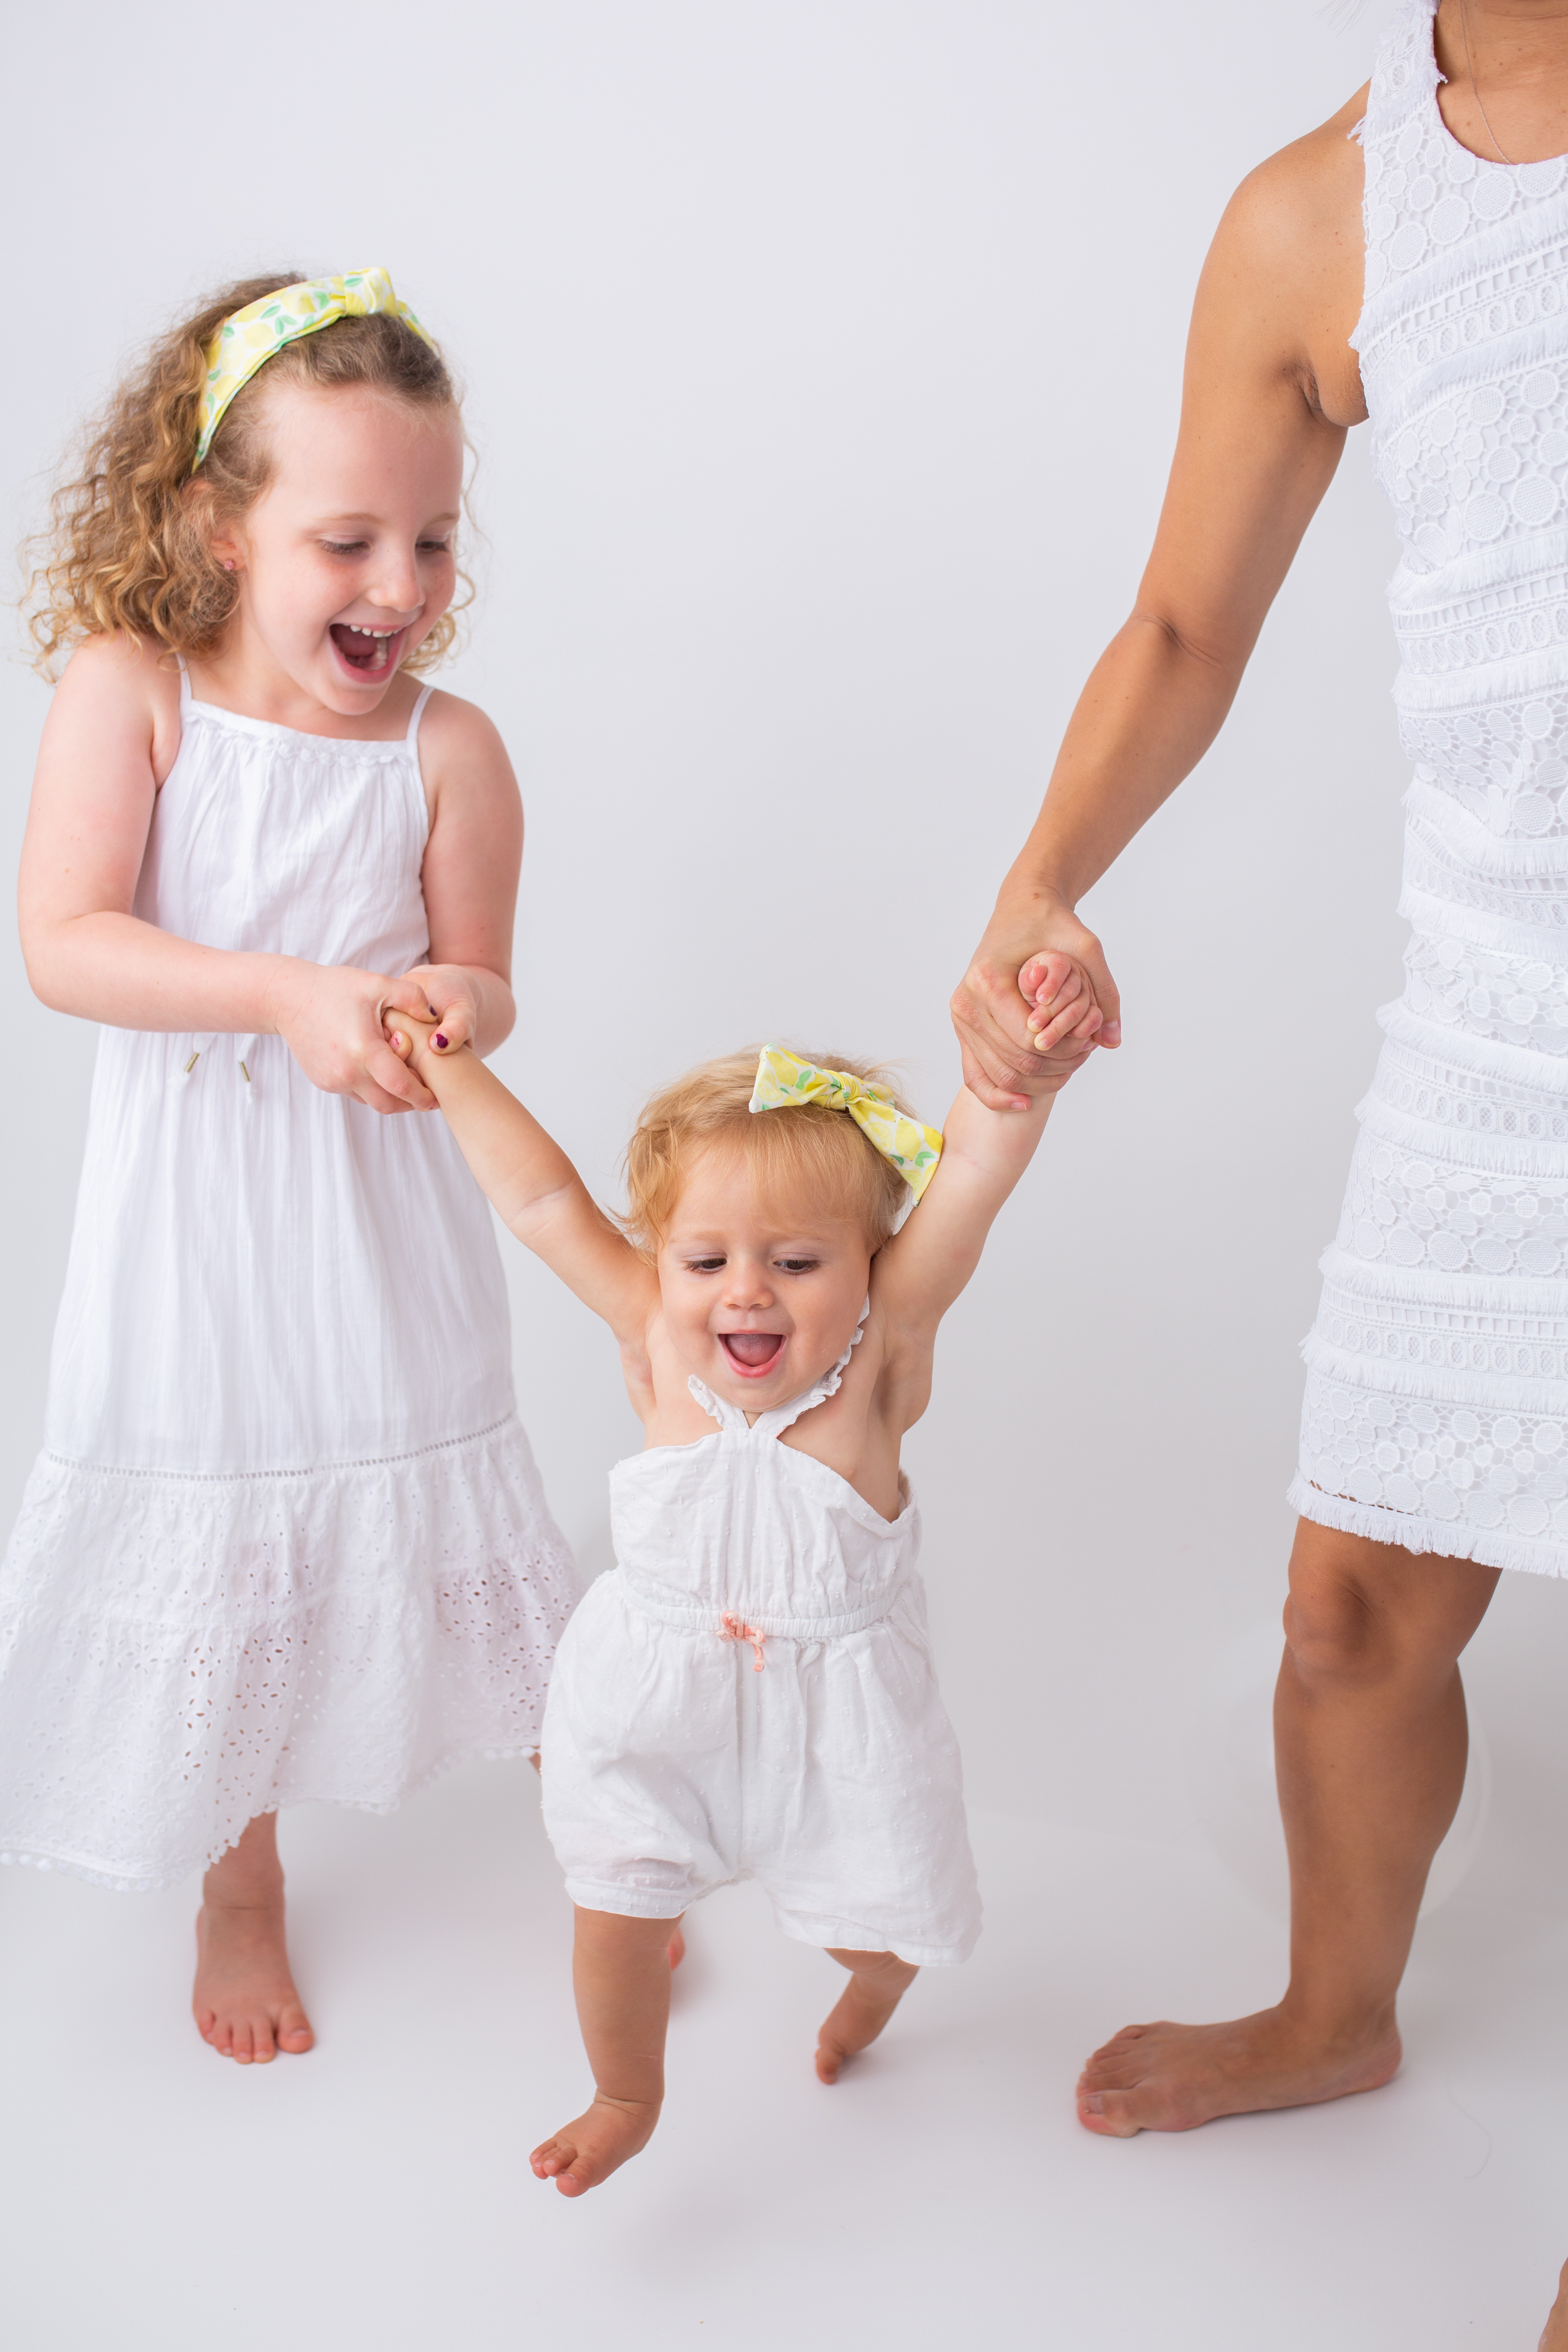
777, 1258, 819, 1274
686, 1256, 726, 1274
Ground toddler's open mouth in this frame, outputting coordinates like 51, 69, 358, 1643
721, 1332, 783, 1374
329, 622, 408, 679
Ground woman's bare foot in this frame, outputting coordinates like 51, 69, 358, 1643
531, 2094, 660, 2195
192, 1813, 314, 2064
1540, 2257, 1568, 2351
1076, 2004, 1401, 2136
816, 1947, 919, 2084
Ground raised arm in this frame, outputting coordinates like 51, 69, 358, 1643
394, 1020, 657, 1344
871, 1081, 1054, 1421
952, 87, 1369, 1110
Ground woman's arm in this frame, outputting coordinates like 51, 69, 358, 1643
953, 88, 1369, 1110
18, 634, 435, 1113
394, 1019, 657, 1343
395, 692, 523, 1057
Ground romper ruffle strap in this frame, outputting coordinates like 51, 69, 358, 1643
686, 1298, 871, 1436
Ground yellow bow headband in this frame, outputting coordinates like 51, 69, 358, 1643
749, 1044, 944, 1203
191, 267, 435, 472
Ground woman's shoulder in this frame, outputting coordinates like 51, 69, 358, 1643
1223, 84, 1370, 258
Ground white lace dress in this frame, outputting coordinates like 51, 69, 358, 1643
1292, 0, 1568, 1574
0, 672, 580, 1888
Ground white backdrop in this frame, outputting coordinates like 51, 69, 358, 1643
8, 0, 1568, 1897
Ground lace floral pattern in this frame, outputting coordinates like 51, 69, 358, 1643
1293, 3, 1568, 1574
0, 1417, 580, 1890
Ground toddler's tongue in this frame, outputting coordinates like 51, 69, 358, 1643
724, 1332, 782, 1369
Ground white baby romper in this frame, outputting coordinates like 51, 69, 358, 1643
1293, 0, 1568, 1571
0, 669, 580, 1888
541, 1322, 981, 1963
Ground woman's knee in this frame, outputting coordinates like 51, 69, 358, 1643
1281, 1519, 1498, 1692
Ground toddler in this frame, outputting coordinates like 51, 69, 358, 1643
387, 1018, 1059, 2191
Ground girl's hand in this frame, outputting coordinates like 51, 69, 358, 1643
395, 963, 480, 1054
267, 963, 437, 1115
950, 894, 1121, 1110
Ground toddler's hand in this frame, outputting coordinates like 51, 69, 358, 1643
384, 1008, 462, 1081
396, 963, 479, 1054
1020, 953, 1104, 1056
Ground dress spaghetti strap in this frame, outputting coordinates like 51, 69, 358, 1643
405, 682, 435, 746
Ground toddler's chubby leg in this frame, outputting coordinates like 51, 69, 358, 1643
816, 1947, 919, 2084
532, 1905, 681, 2196
193, 1812, 314, 2063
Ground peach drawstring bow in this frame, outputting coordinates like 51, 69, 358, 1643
719, 1611, 767, 1671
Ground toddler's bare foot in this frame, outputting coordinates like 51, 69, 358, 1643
193, 1894, 314, 2063
531, 2094, 659, 2195
1076, 2004, 1401, 2136
1540, 2257, 1568, 2351
816, 1947, 919, 2084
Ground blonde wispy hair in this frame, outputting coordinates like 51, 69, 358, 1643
622, 1047, 914, 1257
23, 270, 470, 679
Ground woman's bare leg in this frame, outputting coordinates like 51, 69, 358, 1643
193, 1811, 314, 2063
531, 1907, 679, 2195
1077, 1519, 1499, 2134
816, 1947, 920, 2082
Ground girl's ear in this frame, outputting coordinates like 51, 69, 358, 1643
183, 477, 242, 575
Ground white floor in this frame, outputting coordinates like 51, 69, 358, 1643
1, 1765, 1562, 2352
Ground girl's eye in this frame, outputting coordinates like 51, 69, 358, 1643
418, 538, 453, 554
322, 540, 368, 557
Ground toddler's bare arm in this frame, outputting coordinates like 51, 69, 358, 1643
391, 1018, 655, 1339
871, 1078, 1054, 1399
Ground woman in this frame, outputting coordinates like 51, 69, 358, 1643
953, 4, 1568, 2341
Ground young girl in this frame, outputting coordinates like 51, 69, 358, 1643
3, 268, 580, 2060
383, 1017, 1056, 2193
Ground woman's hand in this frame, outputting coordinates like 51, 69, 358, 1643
950, 893, 1121, 1111
266, 962, 437, 1115
395, 962, 482, 1054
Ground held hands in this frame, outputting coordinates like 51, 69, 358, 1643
950, 896, 1121, 1111
397, 963, 481, 1054
265, 962, 438, 1115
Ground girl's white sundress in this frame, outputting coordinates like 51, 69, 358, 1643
0, 669, 580, 1888
541, 1317, 982, 1965
1292, 0, 1568, 1574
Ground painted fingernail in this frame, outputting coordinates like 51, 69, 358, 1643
434, 1033, 450, 1050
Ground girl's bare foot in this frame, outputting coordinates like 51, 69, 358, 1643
192, 1813, 314, 2064
1075, 2004, 1401, 2136
816, 1947, 919, 2084
1540, 2257, 1568, 2351
531, 2094, 660, 2195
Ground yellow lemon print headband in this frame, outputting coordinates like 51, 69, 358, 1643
192, 267, 434, 472
749, 1044, 944, 1202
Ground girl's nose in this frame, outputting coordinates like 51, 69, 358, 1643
368, 551, 424, 618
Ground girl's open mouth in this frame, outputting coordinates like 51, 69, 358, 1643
329, 622, 409, 680
721, 1332, 783, 1374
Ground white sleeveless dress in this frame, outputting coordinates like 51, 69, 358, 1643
0, 670, 580, 1888
1291, 1, 1568, 1576
540, 1316, 982, 1965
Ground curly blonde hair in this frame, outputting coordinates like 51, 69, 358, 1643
622, 1047, 914, 1257
23, 271, 469, 679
